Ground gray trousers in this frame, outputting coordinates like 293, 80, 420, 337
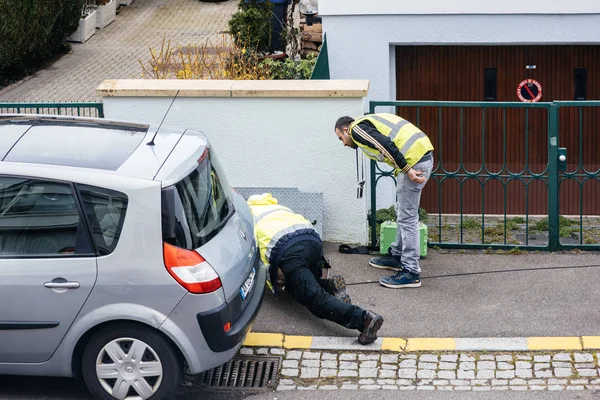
390, 155, 434, 274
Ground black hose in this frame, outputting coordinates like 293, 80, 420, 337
346, 263, 600, 286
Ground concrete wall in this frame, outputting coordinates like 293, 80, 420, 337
319, 2, 600, 209
98, 79, 371, 244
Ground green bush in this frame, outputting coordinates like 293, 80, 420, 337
228, 0, 273, 54
262, 54, 316, 80
0, 0, 84, 85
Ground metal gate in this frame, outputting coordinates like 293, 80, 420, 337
368, 100, 600, 252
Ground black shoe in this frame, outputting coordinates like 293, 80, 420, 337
379, 271, 422, 289
358, 311, 384, 345
328, 274, 352, 304
368, 249, 404, 271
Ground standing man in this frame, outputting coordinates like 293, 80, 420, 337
247, 193, 384, 345
334, 113, 434, 289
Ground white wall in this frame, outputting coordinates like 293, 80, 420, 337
319, 0, 600, 15
321, 12, 600, 209
102, 95, 369, 244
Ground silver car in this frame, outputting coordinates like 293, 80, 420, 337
0, 115, 265, 400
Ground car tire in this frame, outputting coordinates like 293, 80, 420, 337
81, 324, 182, 400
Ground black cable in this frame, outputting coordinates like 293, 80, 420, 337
346, 263, 600, 286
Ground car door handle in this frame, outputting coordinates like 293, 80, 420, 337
44, 281, 80, 289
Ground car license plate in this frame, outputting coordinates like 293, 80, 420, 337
240, 267, 256, 301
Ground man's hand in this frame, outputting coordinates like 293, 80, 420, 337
406, 168, 426, 184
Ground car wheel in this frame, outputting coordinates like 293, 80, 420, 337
81, 325, 182, 400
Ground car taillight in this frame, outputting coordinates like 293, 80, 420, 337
163, 242, 222, 294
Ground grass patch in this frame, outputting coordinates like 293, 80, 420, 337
484, 224, 505, 237
505, 219, 520, 231
531, 216, 578, 232
559, 226, 579, 238
461, 217, 481, 230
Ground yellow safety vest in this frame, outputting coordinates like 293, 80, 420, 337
349, 113, 434, 171
247, 193, 317, 267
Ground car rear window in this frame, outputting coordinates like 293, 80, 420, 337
161, 149, 234, 250
77, 184, 128, 256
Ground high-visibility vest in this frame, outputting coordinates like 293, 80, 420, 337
349, 113, 434, 170
247, 193, 318, 267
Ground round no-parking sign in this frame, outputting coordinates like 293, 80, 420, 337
517, 79, 543, 102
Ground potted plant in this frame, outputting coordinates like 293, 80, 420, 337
96, 0, 117, 29
68, 0, 98, 43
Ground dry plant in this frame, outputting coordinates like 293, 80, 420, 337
140, 34, 272, 80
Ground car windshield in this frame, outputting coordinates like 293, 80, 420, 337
161, 149, 234, 249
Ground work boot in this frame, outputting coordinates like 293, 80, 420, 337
358, 311, 384, 345
379, 270, 421, 289
327, 274, 351, 304
368, 253, 404, 271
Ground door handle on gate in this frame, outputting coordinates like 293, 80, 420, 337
44, 281, 80, 289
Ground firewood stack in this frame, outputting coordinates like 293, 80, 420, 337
299, 18, 323, 58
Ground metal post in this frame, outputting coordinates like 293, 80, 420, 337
370, 159, 378, 248
547, 104, 560, 251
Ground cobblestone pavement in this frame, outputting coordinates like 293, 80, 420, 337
240, 347, 600, 392
0, 0, 237, 102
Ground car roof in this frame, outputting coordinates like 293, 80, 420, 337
0, 114, 206, 181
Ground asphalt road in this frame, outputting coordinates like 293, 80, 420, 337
0, 374, 259, 400
2, 375, 599, 400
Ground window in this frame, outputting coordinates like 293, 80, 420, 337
77, 185, 128, 256
162, 149, 235, 250
0, 177, 91, 256
484, 68, 497, 101
4, 121, 147, 171
575, 68, 587, 100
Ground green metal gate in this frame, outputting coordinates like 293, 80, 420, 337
0, 102, 104, 118
368, 100, 600, 252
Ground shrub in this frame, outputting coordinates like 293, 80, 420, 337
261, 54, 316, 80
0, 0, 84, 85
228, 0, 273, 54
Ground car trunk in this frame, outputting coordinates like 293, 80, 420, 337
161, 147, 257, 300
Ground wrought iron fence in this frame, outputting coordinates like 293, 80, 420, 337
0, 102, 104, 118
368, 100, 600, 252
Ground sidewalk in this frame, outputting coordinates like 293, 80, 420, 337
251, 242, 600, 338
0, 0, 237, 102
239, 244, 600, 393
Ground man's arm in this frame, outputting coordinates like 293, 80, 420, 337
351, 120, 411, 173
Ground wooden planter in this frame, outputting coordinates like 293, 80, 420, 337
96, 0, 117, 29
68, 9, 98, 43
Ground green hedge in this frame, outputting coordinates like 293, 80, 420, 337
0, 0, 84, 83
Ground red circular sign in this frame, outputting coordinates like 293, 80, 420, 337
517, 79, 543, 102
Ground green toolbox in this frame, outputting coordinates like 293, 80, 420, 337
379, 221, 428, 258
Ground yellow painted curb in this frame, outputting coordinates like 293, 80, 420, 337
243, 332, 284, 347
528, 337, 582, 351
406, 338, 456, 351
381, 338, 407, 351
582, 336, 600, 350
284, 335, 313, 349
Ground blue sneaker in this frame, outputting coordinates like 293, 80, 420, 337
368, 254, 404, 271
379, 271, 421, 289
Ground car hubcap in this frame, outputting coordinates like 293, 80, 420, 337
96, 338, 163, 400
